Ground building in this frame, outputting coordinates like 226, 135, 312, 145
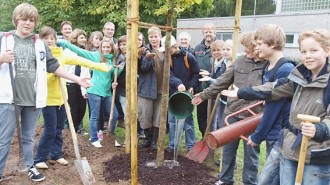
177, 1, 330, 60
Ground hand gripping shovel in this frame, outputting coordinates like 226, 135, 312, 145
9, 63, 29, 184
59, 78, 95, 185
186, 93, 221, 163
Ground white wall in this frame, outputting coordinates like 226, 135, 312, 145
177, 11, 330, 59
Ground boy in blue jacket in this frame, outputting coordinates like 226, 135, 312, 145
164, 35, 200, 152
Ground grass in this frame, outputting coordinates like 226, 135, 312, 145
38, 106, 267, 184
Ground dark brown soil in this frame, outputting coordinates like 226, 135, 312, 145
104, 148, 217, 185
2, 125, 217, 185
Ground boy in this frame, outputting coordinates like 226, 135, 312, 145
0, 3, 90, 182
162, 35, 200, 152
222, 29, 330, 185
137, 26, 163, 150
192, 32, 264, 185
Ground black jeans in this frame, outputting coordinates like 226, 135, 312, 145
66, 83, 86, 131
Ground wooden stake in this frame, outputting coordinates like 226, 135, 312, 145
231, 0, 242, 64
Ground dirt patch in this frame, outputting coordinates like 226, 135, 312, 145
104, 148, 217, 185
2, 126, 217, 185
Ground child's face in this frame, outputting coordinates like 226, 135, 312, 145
255, 39, 273, 59
102, 42, 112, 54
170, 44, 180, 55
119, 42, 126, 54
222, 44, 233, 60
42, 35, 56, 47
300, 37, 329, 76
77, 34, 87, 48
92, 35, 101, 48
16, 18, 36, 38
148, 33, 161, 49
138, 35, 143, 48
244, 47, 254, 59
212, 47, 222, 60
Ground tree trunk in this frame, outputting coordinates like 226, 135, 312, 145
156, 0, 174, 167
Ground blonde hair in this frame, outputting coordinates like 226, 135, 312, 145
12, 3, 39, 27
100, 37, 116, 63
148, 26, 161, 36
223, 39, 233, 48
298, 29, 330, 51
254, 24, 286, 51
211, 40, 224, 51
240, 32, 256, 51
202, 23, 216, 34
178, 32, 191, 41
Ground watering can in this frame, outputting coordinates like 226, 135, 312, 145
168, 91, 194, 119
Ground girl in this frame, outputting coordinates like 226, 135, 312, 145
34, 26, 109, 169
87, 31, 103, 51
57, 37, 121, 148
65, 29, 89, 134
222, 29, 330, 185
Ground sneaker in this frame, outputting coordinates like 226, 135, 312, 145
77, 129, 89, 136
56, 158, 68, 166
91, 141, 102, 148
97, 130, 103, 141
35, 162, 48, 169
0, 176, 3, 182
117, 120, 126, 128
28, 165, 45, 182
115, 140, 121, 147
214, 180, 231, 185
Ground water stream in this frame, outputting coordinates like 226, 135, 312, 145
173, 118, 185, 162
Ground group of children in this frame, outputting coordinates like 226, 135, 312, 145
0, 2, 329, 185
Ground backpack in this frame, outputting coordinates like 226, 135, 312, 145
170, 52, 190, 70
261, 57, 296, 83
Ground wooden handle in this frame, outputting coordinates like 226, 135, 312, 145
59, 78, 81, 159
107, 67, 119, 131
295, 114, 320, 184
297, 114, 320, 123
204, 93, 221, 137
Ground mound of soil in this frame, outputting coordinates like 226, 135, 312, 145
104, 148, 217, 185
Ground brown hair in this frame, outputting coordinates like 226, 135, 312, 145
100, 37, 116, 63
38, 26, 56, 40
61, 20, 72, 29
12, 3, 39, 27
69, 29, 87, 48
138, 32, 146, 47
254, 24, 286, 51
87, 31, 103, 50
298, 29, 330, 51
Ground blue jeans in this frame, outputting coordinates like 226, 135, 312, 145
219, 116, 260, 185
34, 106, 65, 163
167, 112, 195, 150
88, 93, 118, 143
258, 147, 281, 185
280, 156, 330, 185
0, 104, 40, 176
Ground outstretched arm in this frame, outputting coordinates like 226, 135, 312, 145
54, 66, 92, 88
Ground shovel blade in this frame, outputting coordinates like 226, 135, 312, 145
75, 157, 95, 185
194, 144, 210, 163
186, 141, 205, 160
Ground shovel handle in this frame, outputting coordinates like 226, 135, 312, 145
107, 67, 118, 133
204, 93, 221, 137
59, 78, 81, 159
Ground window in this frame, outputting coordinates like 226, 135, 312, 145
216, 32, 233, 41
285, 33, 299, 48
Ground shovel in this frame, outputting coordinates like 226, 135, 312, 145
186, 93, 221, 163
9, 63, 29, 184
103, 66, 119, 149
59, 78, 95, 185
